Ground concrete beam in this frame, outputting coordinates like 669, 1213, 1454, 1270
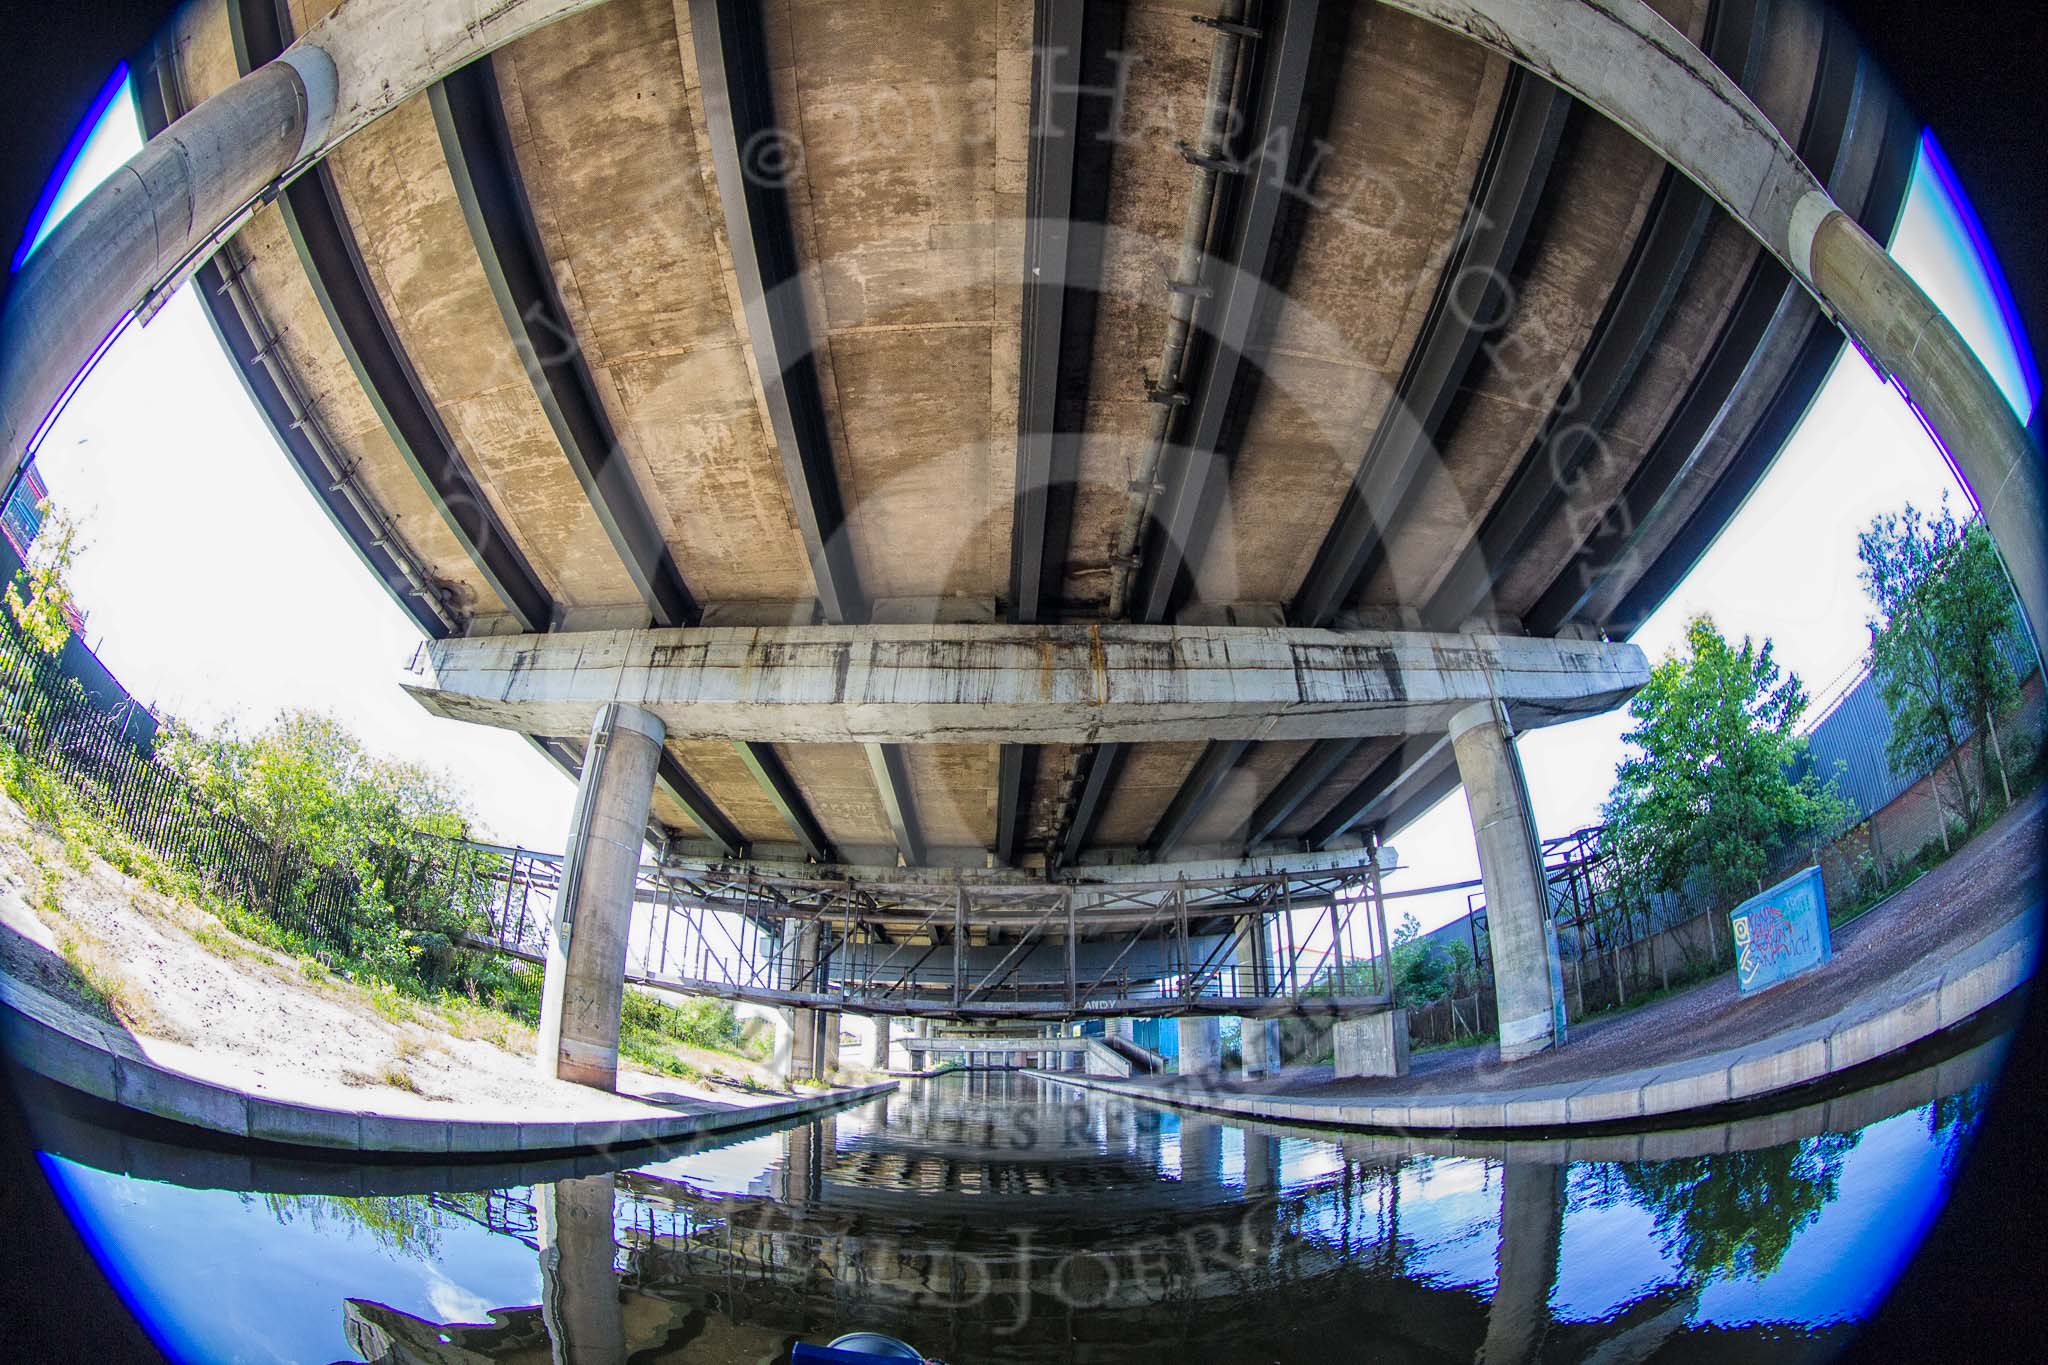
404, 624, 1648, 746
689, 0, 860, 627
1373, 0, 2048, 665
429, 57, 697, 630
1529, 10, 1891, 636
1420, 0, 1764, 632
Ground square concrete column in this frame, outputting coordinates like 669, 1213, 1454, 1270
536, 702, 665, 1090
820, 1017, 841, 1077
1333, 1011, 1409, 1078
870, 1015, 892, 1070
1451, 700, 1567, 1062
784, 921, 835, 1082
1241, 1017, 1279, 1076
1176, 1016, 1221, 1075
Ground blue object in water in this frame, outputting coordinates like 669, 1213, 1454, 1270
794, 1332, 933, 1362
1730, 865, 1833, 996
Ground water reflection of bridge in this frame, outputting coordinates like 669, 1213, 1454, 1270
327, 1050, 2002, 1364
25, 1029, 1998, 1363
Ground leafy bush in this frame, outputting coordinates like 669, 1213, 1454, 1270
620, 990, 742, 1052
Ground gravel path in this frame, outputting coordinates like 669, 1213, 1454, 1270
1136, 785, 2044, 1103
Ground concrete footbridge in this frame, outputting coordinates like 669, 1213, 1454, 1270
7, 0, 2039, 1092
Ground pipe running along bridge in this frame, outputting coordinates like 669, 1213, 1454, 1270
3, 0, 2039, 1088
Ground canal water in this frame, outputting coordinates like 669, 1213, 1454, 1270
30, 1037, 2003, 1363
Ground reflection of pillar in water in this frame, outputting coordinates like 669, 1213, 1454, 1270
537, 1175, 623, 1365
1179, 1116, 1223, 1188
1244, 1130, 1281, 1198
1478, 1161, 1565, 1365
781, 1121, 827, 1203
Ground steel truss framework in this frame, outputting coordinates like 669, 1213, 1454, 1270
464, 843, 1395, 1021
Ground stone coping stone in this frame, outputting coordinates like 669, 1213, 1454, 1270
1033, 914, 2035, 1136
0, 980, 895, 1156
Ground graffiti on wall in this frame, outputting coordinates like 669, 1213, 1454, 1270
1731, 866, 1833, 996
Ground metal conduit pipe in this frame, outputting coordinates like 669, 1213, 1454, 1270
1105, 0, 1251, 620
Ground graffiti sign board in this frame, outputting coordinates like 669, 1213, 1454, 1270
1730, 865, 1832, 996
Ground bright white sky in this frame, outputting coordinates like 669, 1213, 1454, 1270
15, 84, 2037, 934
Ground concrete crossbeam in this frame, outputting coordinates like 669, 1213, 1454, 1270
404, 625, 1648, 746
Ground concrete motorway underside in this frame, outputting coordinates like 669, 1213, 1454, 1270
104, 0, 1930, 1081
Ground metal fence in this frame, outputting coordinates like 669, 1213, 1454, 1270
0, 620, 496, 966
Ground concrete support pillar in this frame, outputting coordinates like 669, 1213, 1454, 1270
1480, 1161, 1566, 1365
1176, 1016, 1222, 1076
1451, 700, 1566, 1062
870, 1015, 892, 1070
1241, 912, 1274, 996
1333, 1011, 1410, 1078
536, 1175, 624, 1365
536, 702, 663, 1089
783, 921, 837, 1083
1241, 1017, 1279, 1076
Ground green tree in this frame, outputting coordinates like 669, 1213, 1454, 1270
158, 709, 488, 979
1602, 615, 1850, 910
161, 709, 474, 866
1390, 911, 1450, 1004
1619, 1132, 1859, 1281
5, 498, 81, 655
1858, 498, 2026, 823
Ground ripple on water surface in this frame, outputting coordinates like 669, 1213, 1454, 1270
31, 1038, 2004, 1363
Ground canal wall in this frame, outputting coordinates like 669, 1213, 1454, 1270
0, 973, 895, 1156
1034, 908, 2034, 1134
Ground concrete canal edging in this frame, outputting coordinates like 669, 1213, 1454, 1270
1, 979, 895, 1156
1036, 913, 2036, 1134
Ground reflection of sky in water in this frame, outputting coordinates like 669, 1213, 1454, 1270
1690, 1104, 1967, 1329
44, 1156, 540, 1364
633, 1125, 785, 1194
39, 1076, 1989, 1363
1393, 1156, 1505, 1291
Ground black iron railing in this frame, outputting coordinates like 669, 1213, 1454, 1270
0, 621, 498, 966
